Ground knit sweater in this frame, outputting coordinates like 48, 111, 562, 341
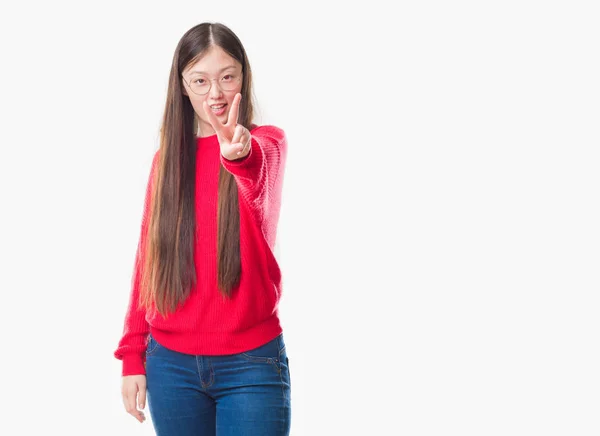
114, 124, 287, 376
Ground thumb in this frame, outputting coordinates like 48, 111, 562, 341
138, 384, 146, 409
231, 124, 244, 145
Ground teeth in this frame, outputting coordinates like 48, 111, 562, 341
210, 104, 226, 109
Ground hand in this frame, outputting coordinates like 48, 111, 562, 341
121, 375, 147, 423
202, 93, 251, 160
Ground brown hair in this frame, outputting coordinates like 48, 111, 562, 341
139, 22, 255, 318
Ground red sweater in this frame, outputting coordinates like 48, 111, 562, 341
114, 124, 287, 376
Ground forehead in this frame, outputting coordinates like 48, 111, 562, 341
184, 46, 241, 76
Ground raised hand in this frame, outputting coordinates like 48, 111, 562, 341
202, 93, 251, 160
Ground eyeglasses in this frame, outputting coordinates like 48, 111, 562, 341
182, 72, 242, 95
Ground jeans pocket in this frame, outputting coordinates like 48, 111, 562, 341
240, 334, 285, 364
145, 333, 161, 356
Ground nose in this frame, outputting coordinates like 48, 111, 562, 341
208, 79, 223, 99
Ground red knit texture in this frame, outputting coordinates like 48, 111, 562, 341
114, 125, 287, 376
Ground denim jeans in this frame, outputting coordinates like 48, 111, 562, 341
145, 332, 291, 436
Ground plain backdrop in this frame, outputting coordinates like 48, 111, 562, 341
1, 1, 599, 435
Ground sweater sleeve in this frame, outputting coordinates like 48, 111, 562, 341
220, 125, 287, 219
113, 151, 159, 376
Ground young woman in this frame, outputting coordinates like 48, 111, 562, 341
113, 22, 291, 435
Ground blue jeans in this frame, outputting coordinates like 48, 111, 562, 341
145, 332, 291, 436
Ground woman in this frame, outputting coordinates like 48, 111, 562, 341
114, 22, 291, 435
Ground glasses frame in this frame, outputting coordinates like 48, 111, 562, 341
182, 71, 243, 96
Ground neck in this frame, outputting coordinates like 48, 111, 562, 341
197, 119, 216, 138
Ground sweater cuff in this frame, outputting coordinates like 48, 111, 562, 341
122, 353, 146, 376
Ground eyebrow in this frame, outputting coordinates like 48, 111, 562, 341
188, 65, 237, 76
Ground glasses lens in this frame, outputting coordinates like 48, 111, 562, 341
220, 73, 240, 91
190, 73, 240, 95
190, 79, 209, 95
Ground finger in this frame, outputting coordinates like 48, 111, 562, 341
237, 130, 251, 156
123, 387, 137, 414
138, 384, 146, 410
134, 410, 146, 423
123, 388, 145, 422
231, 124, 244, 145
226, 93, 242, 127
202, 101, 224, 135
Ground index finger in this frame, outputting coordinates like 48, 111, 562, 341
202, 100, 225, 135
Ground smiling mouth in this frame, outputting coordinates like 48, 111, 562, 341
210, 103, 227, 115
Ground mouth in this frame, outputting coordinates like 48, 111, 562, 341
209, 103, 227, 115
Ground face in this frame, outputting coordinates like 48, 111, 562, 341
181, 45, 243, 137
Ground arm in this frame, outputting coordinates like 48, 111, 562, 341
200, 94, 287, 217
113, 151, 159, 376
220, 125, 287, 215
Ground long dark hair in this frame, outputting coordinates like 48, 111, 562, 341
139, 22, 255, 318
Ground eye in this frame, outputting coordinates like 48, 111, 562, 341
194, 78, 206, 85
222, 74, 233, 81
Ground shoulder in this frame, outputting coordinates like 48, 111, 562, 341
147, 149, 161, 181
151, 149, 160, 169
